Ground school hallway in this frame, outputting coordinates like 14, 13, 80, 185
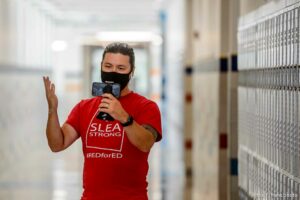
0, 0, 300, 199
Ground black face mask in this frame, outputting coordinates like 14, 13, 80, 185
101, 71, 131, 91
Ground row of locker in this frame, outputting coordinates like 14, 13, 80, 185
239, 67, 300, 89
239, 147, 300, 199
238, 86, 300, 178
238, 1, 300, 199
238, 7, 300, 70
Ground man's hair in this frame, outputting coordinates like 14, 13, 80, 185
102, 42, 135, 72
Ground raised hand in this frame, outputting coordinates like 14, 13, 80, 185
43, 76, 58, 112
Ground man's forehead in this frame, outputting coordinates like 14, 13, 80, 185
102, 53, 132, 70
103, 53, 130, 62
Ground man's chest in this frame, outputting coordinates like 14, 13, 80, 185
80, 108, 126, 152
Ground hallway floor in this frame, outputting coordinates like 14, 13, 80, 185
0, 138, 189, 200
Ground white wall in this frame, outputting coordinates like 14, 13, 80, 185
0, 1, 83, 199
0, 0, 54, 68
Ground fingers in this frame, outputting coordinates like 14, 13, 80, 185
51, 83, 55, 93
43, 76, 50, 94
100, 95, 114, 111
99, 102, 110, 109
43, 76, 55, 95
99, 96, 113, 111
101, 97, 112, 104
98, 101, 111, 114
102, 93, 115, 100
99, 94, 121, 114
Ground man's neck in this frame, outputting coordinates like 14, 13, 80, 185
120, 86, 131, 97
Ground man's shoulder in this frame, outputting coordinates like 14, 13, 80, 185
77, 97, 99, 107
129, 92, 158, 108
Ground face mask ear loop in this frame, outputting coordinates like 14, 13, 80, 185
130, 66, 134, 79
129, 72, 133, 80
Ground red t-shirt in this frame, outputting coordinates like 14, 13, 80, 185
65, 92, 162, 200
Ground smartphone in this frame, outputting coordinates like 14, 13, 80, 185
92, 82, 121, 98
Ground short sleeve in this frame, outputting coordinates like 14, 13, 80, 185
65, 101, 81, 134
135, 101, 162, 142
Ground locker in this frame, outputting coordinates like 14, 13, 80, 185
287, 11, 291, 67
279, 14, 283, 67
238, 4, 300, 199
294, 8, 299, 66
276, 15, 281, 68
291, 86, 298, 177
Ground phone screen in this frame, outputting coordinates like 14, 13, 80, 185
92, 82, 121, 98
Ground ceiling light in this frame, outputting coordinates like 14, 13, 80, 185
51, 40, 67, 52
96, 31, 163, 45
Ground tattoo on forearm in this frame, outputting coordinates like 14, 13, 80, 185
142, 124, 158, 141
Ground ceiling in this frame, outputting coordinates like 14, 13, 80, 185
33, 0, 164, 32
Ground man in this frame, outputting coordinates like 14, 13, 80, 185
43, 42, 162, 200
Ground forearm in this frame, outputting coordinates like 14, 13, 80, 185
46, 109, 64, 152
124, 121, 155, 152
